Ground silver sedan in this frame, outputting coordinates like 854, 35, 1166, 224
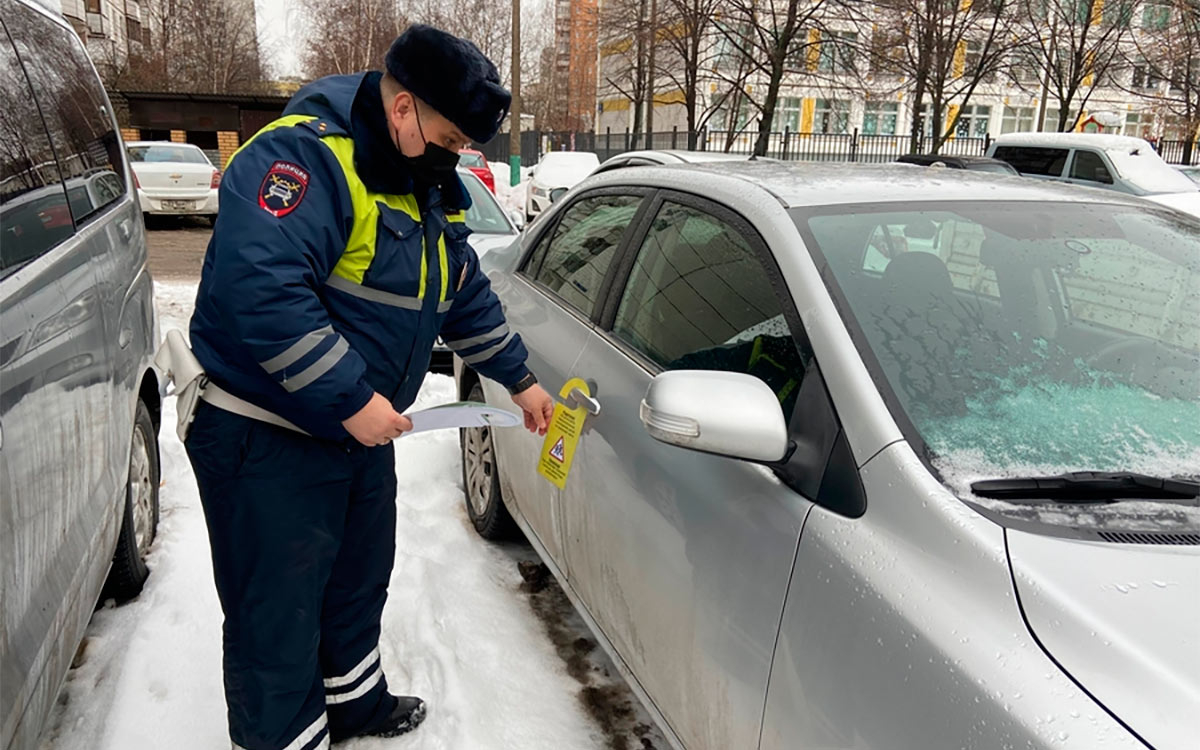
455, 162, 1199, 750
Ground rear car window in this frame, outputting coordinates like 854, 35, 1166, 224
524, 194, 641, 316
0, 16, 73, 275
992, 146, 1069, 177
127, 145, 210, 164
6, 6, 127, 226
458, 152, 485, 168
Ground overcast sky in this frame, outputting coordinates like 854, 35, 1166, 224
256, 0, 303, 78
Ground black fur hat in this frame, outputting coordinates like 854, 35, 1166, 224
385, 25, 511, 144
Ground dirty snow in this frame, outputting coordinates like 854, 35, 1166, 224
39, 282, 664, 750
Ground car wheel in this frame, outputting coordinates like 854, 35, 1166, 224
460, 382, 516, 540
101, 399, 160, 603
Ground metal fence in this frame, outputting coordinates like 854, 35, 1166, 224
478, 128, 1199, 167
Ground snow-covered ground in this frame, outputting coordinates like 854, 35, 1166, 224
38, 282, 664, 750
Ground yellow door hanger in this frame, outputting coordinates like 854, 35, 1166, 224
537, 377, 590, 489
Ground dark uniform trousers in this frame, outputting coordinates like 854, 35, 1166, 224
186, 401, 400, 750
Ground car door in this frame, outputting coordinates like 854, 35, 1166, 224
0, 9, 113, 748
485, 189, 648, 567
559, 192, 815, 749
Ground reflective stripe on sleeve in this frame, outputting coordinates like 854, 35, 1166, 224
460, 332, 514, 366
259, 326, 335, 374
282, 337, 349, 392
443, 324, 509, 352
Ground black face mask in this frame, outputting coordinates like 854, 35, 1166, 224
401, 107, 460, 188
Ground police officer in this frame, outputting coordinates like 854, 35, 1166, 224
184, 25, 554, 750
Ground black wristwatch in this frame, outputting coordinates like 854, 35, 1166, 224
507, 372, 538, 396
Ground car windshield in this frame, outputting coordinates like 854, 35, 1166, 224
459, 173, 512, 234
797, 201, 1200, 526
458, 152, 485, 168
1104, 149, 1197, 194
127, 145, 209, 164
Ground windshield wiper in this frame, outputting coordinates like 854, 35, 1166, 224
971, 472, 1200, 505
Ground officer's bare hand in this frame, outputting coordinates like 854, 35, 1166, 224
512, 384, 554, 436
343, 392, 413, 446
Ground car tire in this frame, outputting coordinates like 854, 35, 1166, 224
101, 399, 160, 603
460, 382, 516, 540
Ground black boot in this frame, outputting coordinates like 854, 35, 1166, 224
363, 695, 426, 739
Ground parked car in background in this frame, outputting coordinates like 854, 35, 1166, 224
126, 141, 221, 223
525, 151, 599, 221
1176, 164, 1200, 185
988, 133, 1200, 218
1, 3, 164, 749
456, 160, 1198, 750
593, 149, 769, 174
896, 153, 1019, 174
429, 168, 523, 373
459, 148, 496, 192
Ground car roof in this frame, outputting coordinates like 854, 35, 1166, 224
14, 0, 74, 31
584, 160, 1155, 210
991, 132, 1153, 151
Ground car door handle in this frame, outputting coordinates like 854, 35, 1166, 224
567, 387, 601, 416
118, 218, 133, 241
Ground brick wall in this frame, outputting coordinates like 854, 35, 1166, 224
120, 128, 139, 142
217, 130, 240, 170
169, 130, 186, 143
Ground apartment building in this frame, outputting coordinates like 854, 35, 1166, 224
596, 0, 1198, 146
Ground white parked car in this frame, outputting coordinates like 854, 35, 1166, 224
988, 133, 1200, 218
525, 150, 599, 221
126, 141, 220, 222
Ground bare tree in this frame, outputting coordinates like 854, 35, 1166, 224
1118, 0, 1200, 161
872, 0, 1018, 153
655, 0, 727, 147
299, 0, 405, 79
598, 0, 652, 143
1019, 0, 1137, 132
404, 0, 514, 80
720, 0, 860, 155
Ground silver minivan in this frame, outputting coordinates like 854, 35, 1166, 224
1, 3, 163, 749
988, 132, 1200, 218
457, 161, 1198, 749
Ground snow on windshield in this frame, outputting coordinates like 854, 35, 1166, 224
801, 201, 1200, 527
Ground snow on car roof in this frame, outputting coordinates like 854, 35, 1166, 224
991, 132, 1156, 151
588, 160, 1155, 210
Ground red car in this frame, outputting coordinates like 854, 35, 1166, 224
458, 149, 495, 193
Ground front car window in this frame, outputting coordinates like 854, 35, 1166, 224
799, 201, 1199, 530
6, 9, 127, 225
612, 201, 806, 414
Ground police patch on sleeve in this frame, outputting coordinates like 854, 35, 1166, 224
258, 161, 310, 217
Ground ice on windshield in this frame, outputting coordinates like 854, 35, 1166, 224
1105, 148, 1198, 195
801, 201, 1200, 527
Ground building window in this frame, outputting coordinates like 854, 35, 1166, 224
814, 99, 850, 134
779, 97, 803, 131
1001, 106, 1037, 134
86, 0, 101, 11
1043, 108, 1062, 131
1132, 63, 1161, 90
1125, 111, 1154, 139
818, 31, 857, 75
862, 101, 898, 135
1142, 0, 1171, 29
956, 104, 991, 138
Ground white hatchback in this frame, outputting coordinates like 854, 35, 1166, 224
127, 141, 221, 221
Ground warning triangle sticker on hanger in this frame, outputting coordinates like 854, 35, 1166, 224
537, 377, 590, 489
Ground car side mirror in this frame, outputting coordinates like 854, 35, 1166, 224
549, 187, 568, 204
640, 370, 790, 463
509, 209, 525, 230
